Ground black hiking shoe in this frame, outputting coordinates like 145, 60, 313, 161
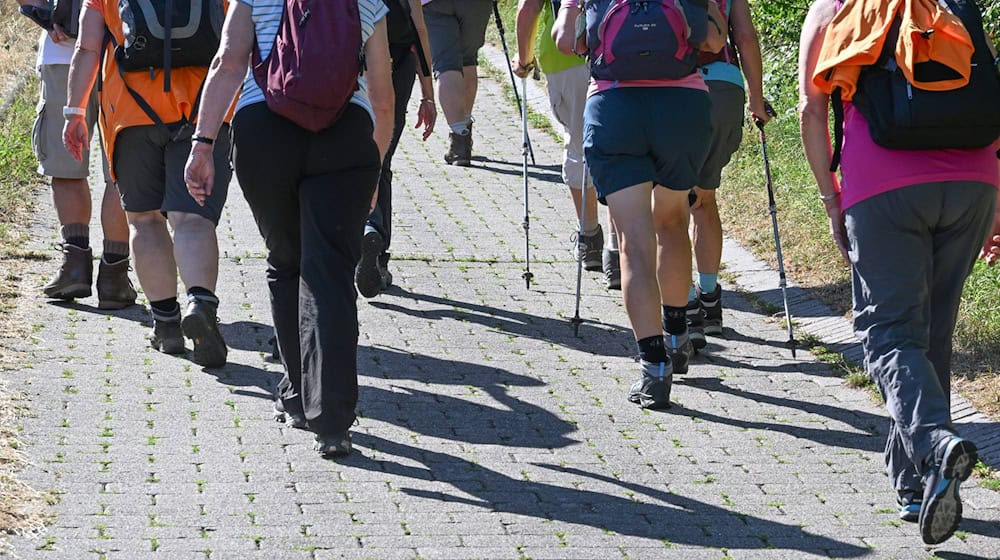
628, 360, 672, 409
181, 297, 228, 368
698, 284, 723, 336
43, 244, 92, 300
356, 229, 386, 298
444, 132, 472, 166
149, 319, 185, 355
96, 256, 137, 310
919, 435, 977, 544
272, 399, 307, 429
574, 225, 604, 272
665, 330, 694, 375
603, 248, 621, 290
686, 298, 707, 352
314, 431, 352, 457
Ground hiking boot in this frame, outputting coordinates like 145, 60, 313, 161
686, 298, 707, 352
698, 284, 723, 336
603, 248, 621, 290
356, 228, 385, 298
314, 431, 352, 457
897, 489, 922, 523
43, 244, 92, 300
574, 226, 604, 272
149, 319, 185, 355
628, 360, 672, 409
444, 132, 472, 166
96, 257, 137, 310
664, 330, 694, 375
272, 399, 307, 429
919, 435, 978, 545
181, 297, 228, 368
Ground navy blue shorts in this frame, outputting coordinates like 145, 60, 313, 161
583, 86, 712, 201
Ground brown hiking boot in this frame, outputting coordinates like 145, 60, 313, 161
444, 132, 472, 167
43, 244, 93, 300
96, 257, 137, 310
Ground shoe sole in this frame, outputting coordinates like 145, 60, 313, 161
181, 312, 228, 368
583, 259, 602, 272
314, 437, 352, 457
150, 336, 185, 355
703, 323, 723, 336
606, 278, 621, 290
98, 298, 136, 310
920, 439, 977, 545
356, 232, 385, 299
44, 284, 91, 300
628, 381, 671, 409
448, 159, 471, 167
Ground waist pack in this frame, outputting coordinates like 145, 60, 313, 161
50, 0, 81, 38
252, 0, 364, 132
830, 0, 1000, 170
115, 0, 224, 89
585, 0, 709, 81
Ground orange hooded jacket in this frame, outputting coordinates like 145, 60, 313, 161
812, 0, 975, 101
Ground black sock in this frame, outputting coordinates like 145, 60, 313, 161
662, 305, 687, 335
637, 335, 668, 364
150, 298, 180, 321
187, 286, 219, 306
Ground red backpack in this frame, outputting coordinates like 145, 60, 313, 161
251, 0, 364, 132
696, 0, 738, 68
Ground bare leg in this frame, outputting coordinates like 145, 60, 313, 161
99, 181, 130, 245
51, 177, 92, 227
128, 210, 177, 301
652, 187, 692, 308
606, 182, 660, 340
168, 212, 219, 292
691, 187, 722, 275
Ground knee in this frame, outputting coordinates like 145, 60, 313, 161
127, 210, 167, 230
168, 211, 216, 232
652, 203, 689, 234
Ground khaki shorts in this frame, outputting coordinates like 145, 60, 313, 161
32, 63, 106, 180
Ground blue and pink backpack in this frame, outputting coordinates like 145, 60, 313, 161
584, 0, 710, 81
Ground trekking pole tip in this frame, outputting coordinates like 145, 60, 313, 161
570, 316, 582, 337
522, 270, 533, 289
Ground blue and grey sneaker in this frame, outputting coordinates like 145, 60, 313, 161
919, 435, 978, 544
628, 360, 672, 409
698, 284, 723, 336
897, 490, 922, 523
686, 298, 706, 352
665, 331, 694, 375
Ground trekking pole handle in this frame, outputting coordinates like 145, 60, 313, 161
753, 101, 777, 130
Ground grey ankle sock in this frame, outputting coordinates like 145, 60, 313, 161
61, 223, 89, 248
103, 240, 130, 262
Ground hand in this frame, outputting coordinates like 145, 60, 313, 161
49, 23, 71, 44
824, 198, 850, 263
552, 7, 580, 56
184, 143, 216, 207
750, 97, 773, 126
62, 114, 89, 161
981, 203, 1000, 266
415, 99, 436, 141
513, 58, 534, 79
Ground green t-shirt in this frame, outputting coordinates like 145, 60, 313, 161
536, 3, 585, 75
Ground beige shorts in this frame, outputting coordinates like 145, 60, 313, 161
32, 63, 106, 180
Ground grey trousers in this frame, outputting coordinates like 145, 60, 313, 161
845, 181, 996, 493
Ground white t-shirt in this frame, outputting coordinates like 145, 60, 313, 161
236, 0, 389, 124
37, 31, 74, 68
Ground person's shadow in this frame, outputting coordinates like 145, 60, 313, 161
343, 433, 871, 557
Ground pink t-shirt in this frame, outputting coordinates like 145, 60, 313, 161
840, 103, 1000, 210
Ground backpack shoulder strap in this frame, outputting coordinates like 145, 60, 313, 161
829, 87, 845, 172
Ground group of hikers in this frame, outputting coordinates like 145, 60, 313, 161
15, 0, 1000, 548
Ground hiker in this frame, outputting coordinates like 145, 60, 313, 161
357, 0, 436, 299
553, 0, 726, 409
799, 0, 1000, 544
184, 0, 394, 457
686, 0, 769, 348
17, 0, 136, 310
513, 0, 621, 289
422, 0, 493, 166
64, 0, 232, 367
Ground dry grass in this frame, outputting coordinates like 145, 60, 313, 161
0, 3, 38, 100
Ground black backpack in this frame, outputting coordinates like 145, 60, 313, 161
830, 0, 1000, 170
113, 0, 225, 91
385, 0, 416, 47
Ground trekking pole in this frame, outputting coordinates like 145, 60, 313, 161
521, 74, 534, 289
755, 105, 797, 358
492, 0, 536, 165
570, 162, 588, 336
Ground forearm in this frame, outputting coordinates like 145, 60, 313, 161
735, 33, 765, 106
800, 106, 839, 197
417, 74, 433, 101
66, 49, 99, 109
408, 0, 433, 78
516, 0, 542, 66
193, 59, 245, 140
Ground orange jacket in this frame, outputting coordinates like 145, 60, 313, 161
812, 0, 975, 101
87, 0, 231, 180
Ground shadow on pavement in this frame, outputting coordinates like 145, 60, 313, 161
344, 434, 870, 556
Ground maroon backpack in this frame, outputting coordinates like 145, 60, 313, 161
251, 0, 364, 132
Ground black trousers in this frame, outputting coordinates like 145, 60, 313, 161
367, 43, 419, 259
233, 103, 380, 435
